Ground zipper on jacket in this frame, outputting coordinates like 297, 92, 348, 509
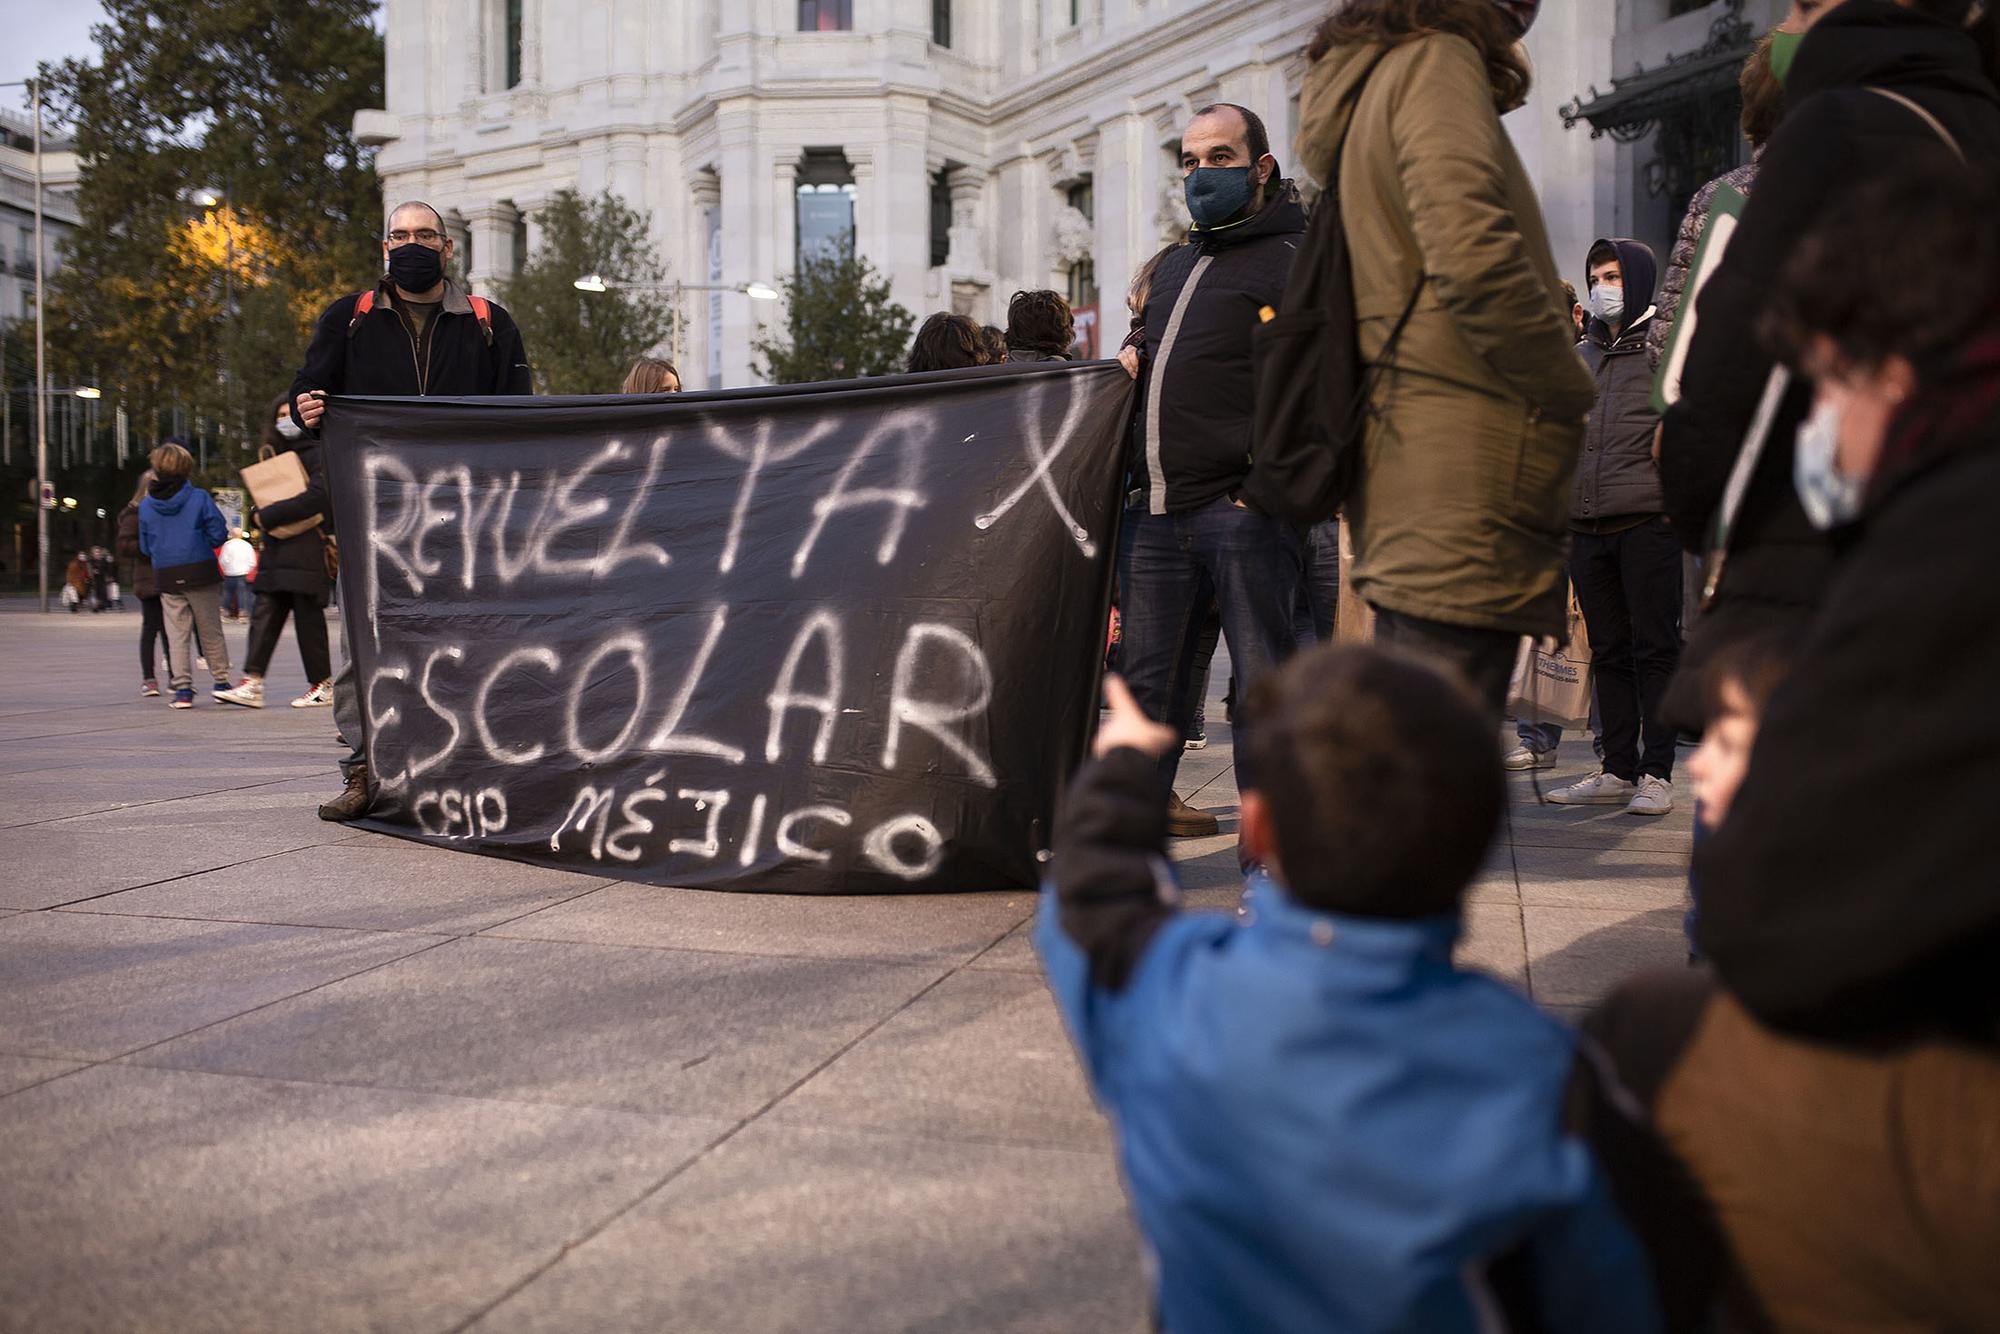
390, 297, 436, 395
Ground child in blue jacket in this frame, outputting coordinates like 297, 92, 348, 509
1039, 647, 1663, 1334
138, 440, 234, 707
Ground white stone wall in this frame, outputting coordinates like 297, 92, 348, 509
370, 0, 1654, 387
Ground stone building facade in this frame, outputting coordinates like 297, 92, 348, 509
0, 108, 80, 329
361, 0, 1777, 387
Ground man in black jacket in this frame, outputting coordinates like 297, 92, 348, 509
1548, 239, 1681, 817
1121, 103, 1306, 837
293, 199, 534, 821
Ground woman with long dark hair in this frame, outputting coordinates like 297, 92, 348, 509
216, 394, 334, 709
1297, 0, 1593, 710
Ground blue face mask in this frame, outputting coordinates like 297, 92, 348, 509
1793, 396, 1865, 529
1184, 166, 1257, 230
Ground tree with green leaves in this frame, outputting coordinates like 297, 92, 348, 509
495, 189, 675, 395
752, 242, 915, 384
39, 0, 383, 467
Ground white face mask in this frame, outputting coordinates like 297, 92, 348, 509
275, 414, 304, 441
1793, 396, 1865, 529
1589, 283, 1626, 326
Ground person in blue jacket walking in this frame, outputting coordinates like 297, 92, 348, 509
1038, 648, 1663, 1334
138, 440, 234, 708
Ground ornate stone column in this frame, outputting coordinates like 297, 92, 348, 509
689, 171, 723, 388
945, 167, 985, 274
463, 200, 522, 294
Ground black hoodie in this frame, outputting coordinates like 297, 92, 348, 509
1658, 0, 2000, 625
1127, 188, 1310, 514
1573, 238, 1664, 528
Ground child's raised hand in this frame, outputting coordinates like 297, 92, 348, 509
1095, 674, 1179, 760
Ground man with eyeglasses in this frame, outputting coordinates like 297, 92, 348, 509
287, 199, 534, 822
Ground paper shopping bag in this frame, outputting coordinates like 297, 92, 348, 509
1507, 592, 1593, 725
238, 446, 322, 540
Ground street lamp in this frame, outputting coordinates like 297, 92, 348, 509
73, 386, 100, 400
572, 274, 780, 369
185, 184, 241, 439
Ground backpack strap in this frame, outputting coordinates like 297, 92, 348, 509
467, 294, 496, 347
345, 289, 377, 337
1865, 87, 1966, 163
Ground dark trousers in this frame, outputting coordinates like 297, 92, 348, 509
1572, 517, 1683, 782
1189, 602, 1222, 735
1188, 518, 1336, 732
1370, 607, 1519, 721
244, 589, 332, 685
1293, 518, 1340, 646
1118, 498, 1303, 785
221, 574, 251, 618
333, 658, 364, 781
138, 595, 164, 682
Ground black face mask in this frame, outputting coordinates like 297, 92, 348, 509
387, 242, 445, 293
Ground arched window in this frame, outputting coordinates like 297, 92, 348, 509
797, 150, 857, 263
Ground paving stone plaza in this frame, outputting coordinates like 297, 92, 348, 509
0, 602, 1690, 1331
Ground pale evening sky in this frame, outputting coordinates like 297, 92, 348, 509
0, 1, 107, 109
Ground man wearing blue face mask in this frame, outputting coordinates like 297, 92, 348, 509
1120, 103, 1310, 833
288, 199, 535, 822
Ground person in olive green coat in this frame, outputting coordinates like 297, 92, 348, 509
1297, 0, 1594, 711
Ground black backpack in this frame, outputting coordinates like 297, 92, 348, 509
1242, 63, 1422, 524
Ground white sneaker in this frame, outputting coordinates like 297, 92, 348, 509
291, 680, 335, 709
216, 678, 265, 709
1503, 746, 1557, 771
1627, 775, 1675, 817
1547, 771, 1638, 806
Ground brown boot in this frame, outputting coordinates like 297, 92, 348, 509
317, 763, 372, 822
1167, 792, 1219, 838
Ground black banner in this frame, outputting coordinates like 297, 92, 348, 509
324, 362, 1131, 894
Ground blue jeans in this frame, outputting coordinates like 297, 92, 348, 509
1293, 519, 1339, 647
222, 575, 250, 617
1515, 681, 1604, 758
1118, 498, 1304, 785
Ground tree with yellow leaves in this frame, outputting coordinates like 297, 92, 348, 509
39, 0, 382, 477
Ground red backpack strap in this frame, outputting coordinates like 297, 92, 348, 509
467, 294, 495, 346
345, 289, 377, 337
